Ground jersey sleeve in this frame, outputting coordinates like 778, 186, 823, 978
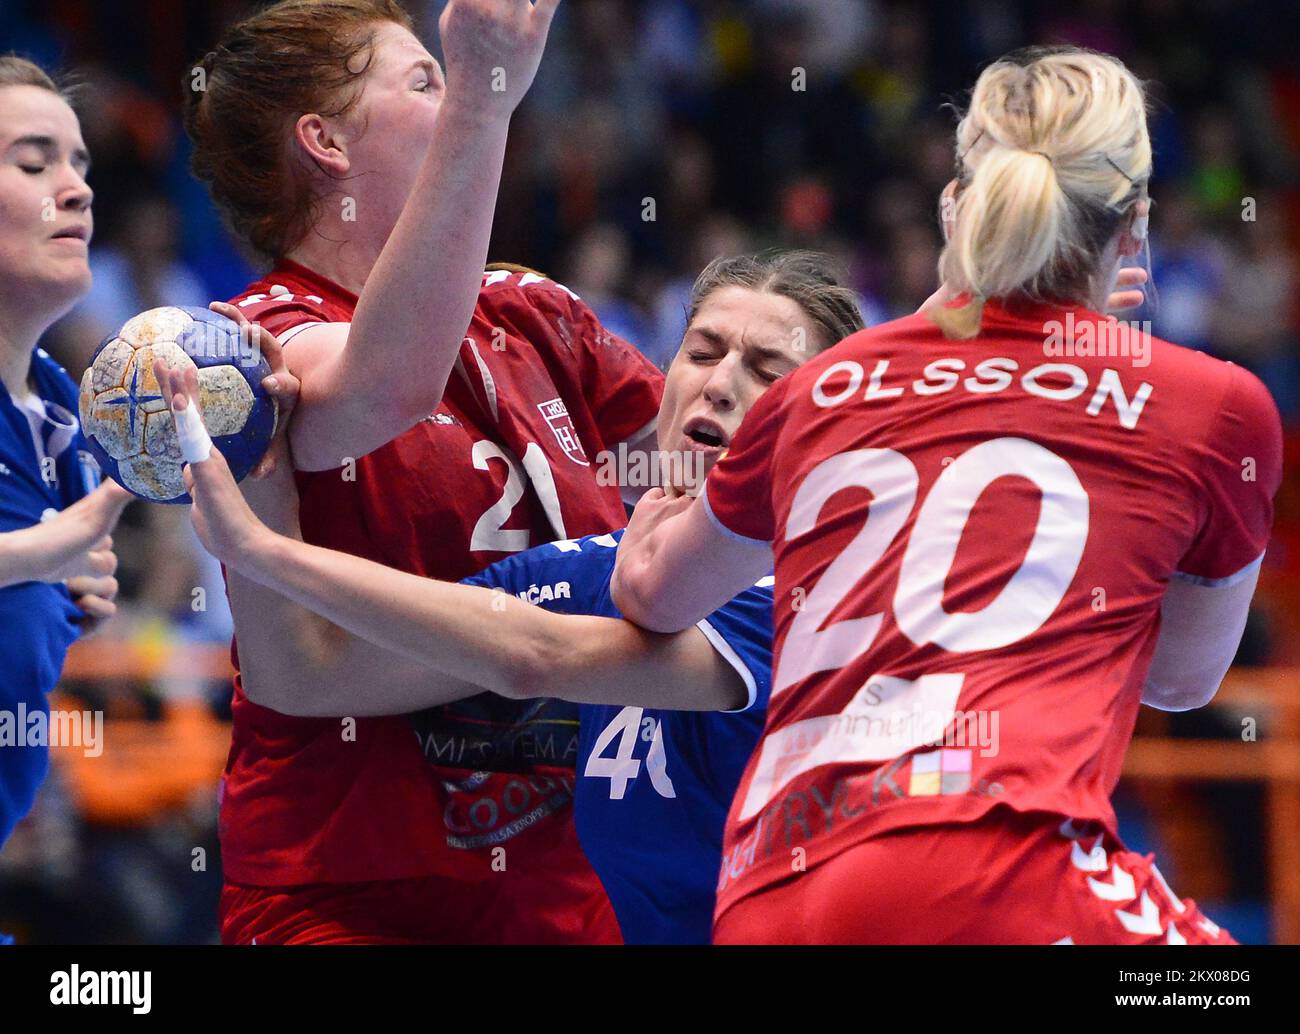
701, 374, 791, 544
496, 277, 664, 447
570, 296, 664, 447
1176, 364, 1283, 585
695, 579, 774, 713
230, 293, 334, 343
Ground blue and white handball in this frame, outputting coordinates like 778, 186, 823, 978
77, 305, 278, 504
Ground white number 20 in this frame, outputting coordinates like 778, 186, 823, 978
773, 437, 1089, 697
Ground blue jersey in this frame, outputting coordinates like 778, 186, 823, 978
463, 529, 773, 943
0, 348, 100, 846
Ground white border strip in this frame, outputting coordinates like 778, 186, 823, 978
700, 485, 772, 546
696, 617, 758, 713
613, 417, 658, 451
1172, 551, 1264, 589
277, 320, 343, 346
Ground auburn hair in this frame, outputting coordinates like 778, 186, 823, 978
184, 0, 414, 260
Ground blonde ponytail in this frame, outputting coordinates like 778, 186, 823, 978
947, 145, 1065, 299
935, 46, 1151, 336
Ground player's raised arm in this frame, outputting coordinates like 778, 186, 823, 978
280, 0, 560, 471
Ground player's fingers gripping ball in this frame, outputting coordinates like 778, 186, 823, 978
77, 306, 279, 503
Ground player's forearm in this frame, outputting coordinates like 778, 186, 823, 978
229, 528, 744, 712
532, 620, 746, 712
0, 521, 84, 587
610, 545, 676, 633
340, 99, 511, 434
238, 529, 563, 698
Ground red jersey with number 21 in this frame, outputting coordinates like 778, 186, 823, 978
703, 297, 1281, 919
220, 261, 663, 889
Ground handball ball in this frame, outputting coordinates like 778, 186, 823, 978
77, 306, 278, 504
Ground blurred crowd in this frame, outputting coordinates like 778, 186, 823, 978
1, 0, 1297, 942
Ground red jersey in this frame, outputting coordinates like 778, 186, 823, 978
220, 260, 663, 887
703, 297, 1281, 918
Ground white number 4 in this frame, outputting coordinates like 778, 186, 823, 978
584, 706, 677, 800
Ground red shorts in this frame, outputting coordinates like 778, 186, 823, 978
713, 809, 1235, 945
220, 868, 622, 945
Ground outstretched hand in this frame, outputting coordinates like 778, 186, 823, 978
4, 480, 130, 587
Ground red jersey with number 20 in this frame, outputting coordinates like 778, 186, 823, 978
220, 261, 662, 890
703, 297, 1281, 918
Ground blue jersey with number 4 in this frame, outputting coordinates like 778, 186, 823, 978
463, 529, 773, 944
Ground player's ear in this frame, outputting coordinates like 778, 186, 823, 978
294, 113, 350, 177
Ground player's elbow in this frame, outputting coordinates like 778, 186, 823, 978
610, 562, 688, 634
1141, 677, 1220, 713
369, 358, 452, 431
241, 656, 350, 718
241, 673, 293, 714
241, 670, 322, 717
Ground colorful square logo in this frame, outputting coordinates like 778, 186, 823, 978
908, 749, 972, 796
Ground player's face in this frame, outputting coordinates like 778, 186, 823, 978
0, 85, 93, 319
657, 285, 820, 490
340, 22, 446, 240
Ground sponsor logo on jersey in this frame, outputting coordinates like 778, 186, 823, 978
717, 753, 1007, 893
440, 772, 577, 850
513, 581, 572, 604
412, 705, 579, 775
537, 397, 589, 465
906, 748, 971, 796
